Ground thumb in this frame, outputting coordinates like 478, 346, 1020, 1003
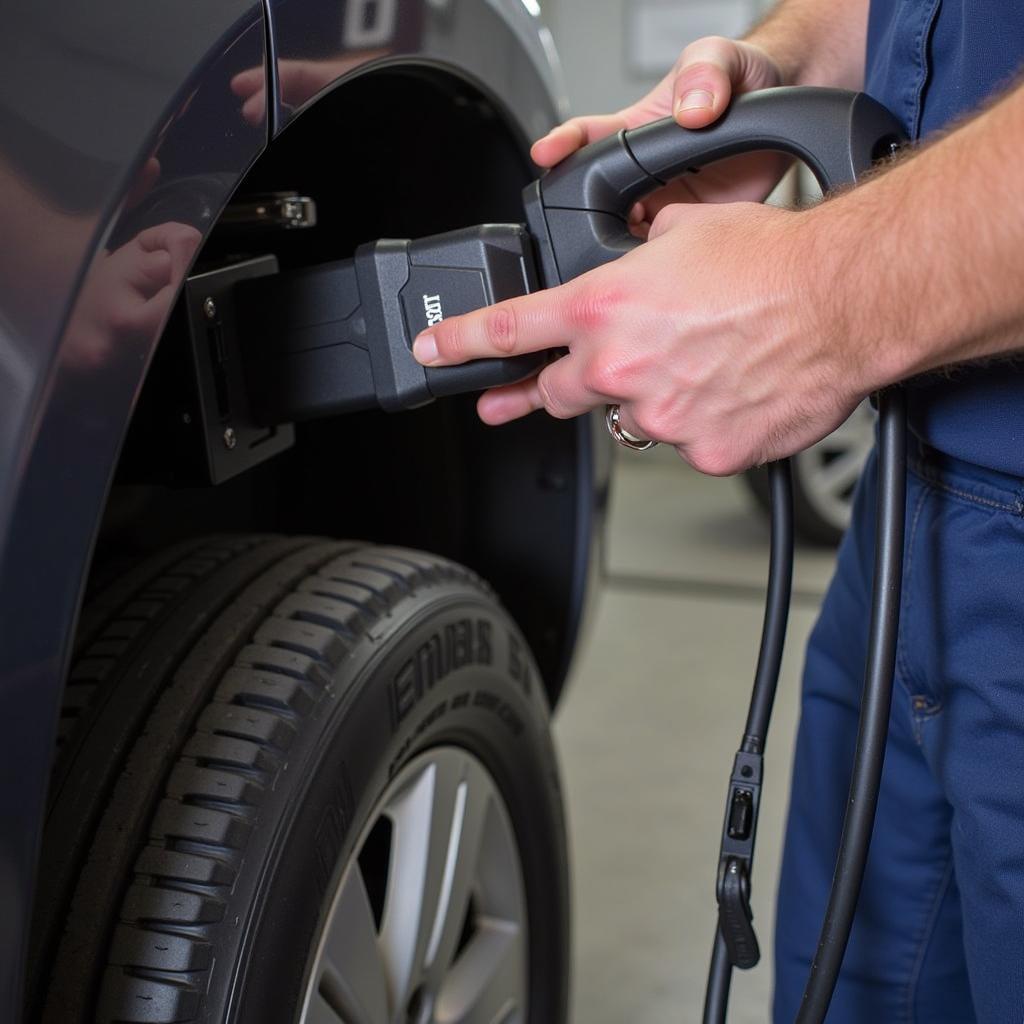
671, 36, 743, 128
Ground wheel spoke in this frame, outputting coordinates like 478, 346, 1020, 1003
434, 919, 525, 1024
305, 990, 350, 1024
379, 753, 478, 1011
811, 449, 865, 498
815, 403, 875, 451
299, 747, 530, 1024
316, 865, 390, 1024
815, 423, 868, 451
424, 765, 492, 978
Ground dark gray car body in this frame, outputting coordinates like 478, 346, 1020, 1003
0, 2, 606, 1017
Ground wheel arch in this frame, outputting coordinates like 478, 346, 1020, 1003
106, 57, 603, 710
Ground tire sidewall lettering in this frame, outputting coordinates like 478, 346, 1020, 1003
231, 592, 566, 1024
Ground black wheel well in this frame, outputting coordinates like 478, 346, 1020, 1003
93, 63, 590, 703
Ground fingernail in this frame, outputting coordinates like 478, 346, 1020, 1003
413, 333, 439, 364
677, 89, 714, 113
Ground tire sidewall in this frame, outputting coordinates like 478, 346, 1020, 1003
225, 585, 569, 1024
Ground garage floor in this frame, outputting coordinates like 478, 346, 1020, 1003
555, 445, 839, 1024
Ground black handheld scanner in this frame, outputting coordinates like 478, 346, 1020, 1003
524, 86, 903, 283
241, 87, 904, 424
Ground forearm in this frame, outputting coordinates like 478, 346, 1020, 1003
812, 79, 1024, 391
746, 0, 870, 90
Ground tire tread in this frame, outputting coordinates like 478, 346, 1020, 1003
39, 539, 484, 1024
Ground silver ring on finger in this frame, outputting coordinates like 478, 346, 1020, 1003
605, 404, 658, 452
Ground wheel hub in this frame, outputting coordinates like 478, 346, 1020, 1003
298, 746, 528, 1024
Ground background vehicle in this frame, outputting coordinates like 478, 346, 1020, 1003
0, 3, 607, 1021
745, 400, 876, 545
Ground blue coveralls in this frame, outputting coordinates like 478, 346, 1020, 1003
772, 3, 1024, 1021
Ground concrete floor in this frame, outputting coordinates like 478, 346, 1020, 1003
555, 446, 838, 1023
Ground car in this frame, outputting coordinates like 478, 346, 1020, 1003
0, 3, 608, 1022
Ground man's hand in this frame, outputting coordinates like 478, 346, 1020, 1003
409, 7, 889, 476
415, 76, 1024, 477
413, 202, 868, 475
533, 36, 788, 232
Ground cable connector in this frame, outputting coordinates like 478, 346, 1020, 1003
714, 750, 764, 970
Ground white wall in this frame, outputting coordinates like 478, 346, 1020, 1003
539, 0, 804, 206
542, 0, 767, 117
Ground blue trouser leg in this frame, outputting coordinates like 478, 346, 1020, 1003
773, 441, 1024, 1022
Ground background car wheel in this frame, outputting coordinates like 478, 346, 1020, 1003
744, 400, 875, 546
32, 537, 569, 1024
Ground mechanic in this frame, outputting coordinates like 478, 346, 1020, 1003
412, 1, 1024, 1020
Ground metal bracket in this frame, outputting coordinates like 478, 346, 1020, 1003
218, 192, 317, 233
183, 255, 295, 484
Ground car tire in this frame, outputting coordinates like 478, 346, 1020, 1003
33, 536, 568, 1024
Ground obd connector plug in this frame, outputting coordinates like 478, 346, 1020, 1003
239, 224, 546, 424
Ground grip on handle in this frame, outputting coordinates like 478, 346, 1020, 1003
524, 87, 905, 286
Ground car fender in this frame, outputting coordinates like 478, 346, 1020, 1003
0, 2, 587, 1018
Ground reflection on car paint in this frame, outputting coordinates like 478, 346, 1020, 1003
0, 8, 266, 1016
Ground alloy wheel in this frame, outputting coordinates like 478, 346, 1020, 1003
299, 747, 528, 1024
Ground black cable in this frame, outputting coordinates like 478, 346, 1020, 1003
703, 459, 794, 1024
795, 387, 907, 1023
744, 460, 795, 753
702, 931, 733, 1024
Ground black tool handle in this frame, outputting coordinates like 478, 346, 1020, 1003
526, 87, 905, 285
628, 88, 901, 195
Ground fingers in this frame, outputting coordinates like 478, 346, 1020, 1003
476, 372, 654, 443
231, 66, 270, 124
241, 91, 266, 125
613, 406, 652, 444
136, 221, 201, 256
531, 36, 780, 169
646, 204, 685, 241
477, 377, 542, 424
671, 36, 745, 127
230, 67, 264, 97
530, 112, 630, 167
634, 178, 703, 229
135, 222, 202, 279
477, 352, 599, 425
130, 248, 173, 295
276, 61, 328, 105
413, 287, 576, 365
